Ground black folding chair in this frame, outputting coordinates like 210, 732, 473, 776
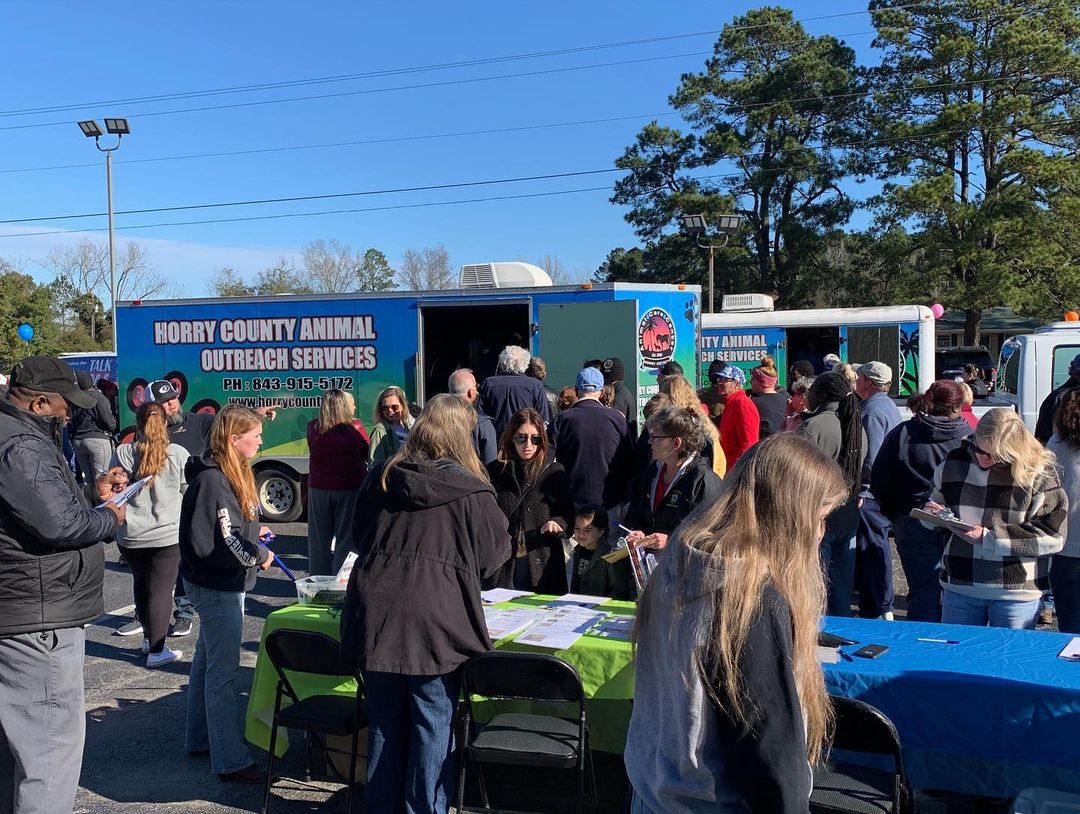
810, 695, 914, 814
262, 630, 367, 814
456, 651, 598, 814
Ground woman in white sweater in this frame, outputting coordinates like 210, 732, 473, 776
1048, 390, 1080, 634
111, 401, 190, 666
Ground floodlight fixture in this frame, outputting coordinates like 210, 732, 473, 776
679, 213, 708, 236
715, 214, 743, 234
77, 120, 103, 138
104, 118, 130, 136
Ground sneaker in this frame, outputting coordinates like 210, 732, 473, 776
1039, 606, 1055, 626
881, 611, 895, 622
169, 617, 193, 637
218, 763, 267, 784
146, 647, 182, 668
115, 619, 143, 637
141, 638, 150, 655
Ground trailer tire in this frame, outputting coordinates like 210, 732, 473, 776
255, 467, 303, 523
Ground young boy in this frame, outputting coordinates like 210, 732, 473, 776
570, 507, 633, 600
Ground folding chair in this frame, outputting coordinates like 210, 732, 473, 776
456, 651, 598, 814
262, 630, 367, 814
810, 695, 914, 814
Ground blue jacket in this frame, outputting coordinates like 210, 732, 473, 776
549, 398, 633, 510
479, 374, 551, 438
859, 391, 902, 497
870, 414, 972, 522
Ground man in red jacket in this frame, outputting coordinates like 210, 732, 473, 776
709, 361, 760, 470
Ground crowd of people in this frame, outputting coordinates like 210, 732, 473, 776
3, 341, 1079, 813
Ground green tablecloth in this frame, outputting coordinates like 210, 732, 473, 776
245, 596, 636, 756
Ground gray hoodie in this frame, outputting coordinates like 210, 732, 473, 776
625, 537, 812, 813
110, 442, 189, 548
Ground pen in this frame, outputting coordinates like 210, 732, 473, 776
617, 522, 634, 535
840, 650, 854, 662
917, 637, 959, 644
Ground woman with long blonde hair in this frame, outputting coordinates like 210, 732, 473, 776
661, 374, 726, 477
306, 389, 369, 575
341, 394, 508, 813
111, 401, 191, 667
627, 433, 846, 811
368, 385, 413, 463
180, 405, 275, 784
923, 407, 1066, 628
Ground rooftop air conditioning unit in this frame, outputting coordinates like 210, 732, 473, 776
722, 293, 774, 312
459, 262, 553, 289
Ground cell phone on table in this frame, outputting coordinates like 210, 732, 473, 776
853, 644, 889, 659
819, 632, 858, 648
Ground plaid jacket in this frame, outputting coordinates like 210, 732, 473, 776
927, 441, 1067, 600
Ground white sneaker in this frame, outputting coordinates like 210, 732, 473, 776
881, 611, 895, 621
146, 647, 182, 668
141, 638, 150, 655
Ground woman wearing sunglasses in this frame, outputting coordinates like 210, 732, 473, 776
368, 386, 413, 464
487, 408, 573, 592
922, 408, 1066, 629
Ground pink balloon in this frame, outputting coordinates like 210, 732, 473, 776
931, 303, 945, 319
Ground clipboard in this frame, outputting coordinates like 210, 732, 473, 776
909, 507, 978, 534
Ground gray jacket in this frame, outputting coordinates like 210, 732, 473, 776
111, 442, 190, 548
626, 537, 812, 812
798, 401, 867, 531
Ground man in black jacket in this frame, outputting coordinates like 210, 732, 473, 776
601, 356, 639, 441
549, 367, 634, 511
0, 356, 124, 814
70, 370, 117, 484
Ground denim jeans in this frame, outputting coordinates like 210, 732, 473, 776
360, 669, 462, 814
1051, 555, 1080, 634
893, 515, 948, 622
820, 527, 857, 617
184, 581, 252, 774
941, 589, 1041, 629
855, 498, 894, 617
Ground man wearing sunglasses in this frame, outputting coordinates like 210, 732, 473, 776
0, 356, 127, 814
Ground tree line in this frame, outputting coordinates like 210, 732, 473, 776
599, 0, 1080, 344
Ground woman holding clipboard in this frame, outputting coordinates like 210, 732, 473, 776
109, 401, 190, 667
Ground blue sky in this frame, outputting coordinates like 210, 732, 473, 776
0, 0, 884, 296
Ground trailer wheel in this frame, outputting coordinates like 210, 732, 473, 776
255, 467, 303, 523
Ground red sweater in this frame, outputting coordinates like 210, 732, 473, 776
307, 419, 370, 490
719, 389, 760, 470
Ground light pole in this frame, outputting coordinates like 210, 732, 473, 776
77, 118, 130, 351
679, 213, 742, 313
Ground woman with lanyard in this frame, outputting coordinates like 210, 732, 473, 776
367, 386, 413, 464
624, 406, 723, 552
487, 408, 573, 592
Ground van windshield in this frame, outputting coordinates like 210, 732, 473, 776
997, 342, 1020, 395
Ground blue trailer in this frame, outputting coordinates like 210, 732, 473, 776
116, 279, 701, 520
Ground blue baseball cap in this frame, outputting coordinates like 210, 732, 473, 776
576, 367, 604, 392
711, 364, 746, 386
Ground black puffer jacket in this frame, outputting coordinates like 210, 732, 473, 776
340, 458, 510, 675
487, 456, 573, 593
70, 389, 116, 441
624, 453, 724, 538
0, 400, 118, 635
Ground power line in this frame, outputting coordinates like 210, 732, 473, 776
0, 2, 927, 121
3, 105, 1071, 227
0, 112, 679, 175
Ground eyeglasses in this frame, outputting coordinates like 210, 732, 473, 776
648, 434, 672, 440
513, 433, 542, 446
380, 403, 401, 412
972, 442, 994, 458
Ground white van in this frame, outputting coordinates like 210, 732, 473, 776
993, 322, 1080, 431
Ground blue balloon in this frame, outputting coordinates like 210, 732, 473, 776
17, 323, 33, 342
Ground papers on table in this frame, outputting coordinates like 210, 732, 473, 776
817, 645, 841, 664
514, 606, 606, 650
548, 593, 607, 608
593, 615, 634, 641
483, 607, 548, 640
481, 588, 535, 604
1059, 637, 1080, 661
96, 476, 152, 508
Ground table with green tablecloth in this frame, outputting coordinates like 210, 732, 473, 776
245, 596, 636, 757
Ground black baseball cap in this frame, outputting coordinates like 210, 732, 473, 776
147, 380, 181, 404
9, 356, 96, 409
649, 360, 684, 379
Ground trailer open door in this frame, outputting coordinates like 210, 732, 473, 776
538, 300, 639, 393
